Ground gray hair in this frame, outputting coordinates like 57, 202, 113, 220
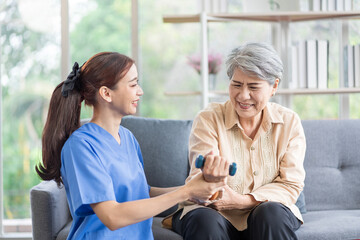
226, 42, 283, 85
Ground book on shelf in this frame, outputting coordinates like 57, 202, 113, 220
344, 44, 360, 88
306, 39, 318, 89
291, 45, 299, 89
298, 40, 307, 88
243, 0, 300, 12
348, 45, 354, 88
328, 0, 336, 11
336, 0, 344, 11
199, 0, 228, 13
317, 40, 329, 89
344, 0, 352, 10
291, 39, 329, 89
309, 0, 352, 11
310, 0, 321, 11
354, 45, 360, 88
321, 0, 328, 11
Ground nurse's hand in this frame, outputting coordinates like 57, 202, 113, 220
184, 172, 226, 202
201, 151, 230, 183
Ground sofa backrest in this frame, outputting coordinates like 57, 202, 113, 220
302, 119, 360, 211
122, 117, 360, 213
121, 116, 192, 188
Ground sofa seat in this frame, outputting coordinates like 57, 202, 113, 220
295, 210, 360, 240
152, 217, 182, 240
56, 212, 360, 240
151, 210, 360, 240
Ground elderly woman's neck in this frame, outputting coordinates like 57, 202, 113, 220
239, 111, 263, 140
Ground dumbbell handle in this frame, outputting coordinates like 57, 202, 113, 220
195, 155, 237, 200
195, 155, 237, 176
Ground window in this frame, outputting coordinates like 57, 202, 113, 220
0, 0, 60, 236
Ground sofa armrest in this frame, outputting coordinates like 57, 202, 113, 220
30, 180, 71, 240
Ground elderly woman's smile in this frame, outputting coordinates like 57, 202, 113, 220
238, 102, 254, 109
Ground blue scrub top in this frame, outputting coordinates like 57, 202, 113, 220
60, 123, 153, 240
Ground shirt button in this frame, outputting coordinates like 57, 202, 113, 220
250, 146, 255, 150
253, 171, 259, 176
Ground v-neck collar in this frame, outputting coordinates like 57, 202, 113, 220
86, 122, 123, 147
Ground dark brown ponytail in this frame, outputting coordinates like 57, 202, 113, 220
36, 81, 82, 185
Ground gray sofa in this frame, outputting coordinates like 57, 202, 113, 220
30, 117, 360, 240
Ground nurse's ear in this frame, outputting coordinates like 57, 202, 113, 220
98, 86, 112, 103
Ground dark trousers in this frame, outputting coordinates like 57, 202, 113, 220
172, 202, 301, 240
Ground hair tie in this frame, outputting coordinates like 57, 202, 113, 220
62, 62, 81, 97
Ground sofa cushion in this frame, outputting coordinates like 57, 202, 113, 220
295, 191, 306, 214
152, 217, 183, 240
302, 120, 360, 211
295, 209, 360, 239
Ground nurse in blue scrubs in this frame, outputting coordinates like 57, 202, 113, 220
35, 52, 228, 240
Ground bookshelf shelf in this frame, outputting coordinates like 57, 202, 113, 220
164, 91, 202, 96
164, 88, 360, 97
163, 11, 360, 23
276, 88, 360, 95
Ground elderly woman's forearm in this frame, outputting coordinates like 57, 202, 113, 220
240, 194, 261, 209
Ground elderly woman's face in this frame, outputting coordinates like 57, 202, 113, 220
229, 68, 278, 122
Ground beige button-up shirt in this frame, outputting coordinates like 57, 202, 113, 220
180, 100, 306, 231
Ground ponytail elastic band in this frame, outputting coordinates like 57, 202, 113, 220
62, 62, 81, 97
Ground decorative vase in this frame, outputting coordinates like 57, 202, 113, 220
209, 74, 217, 90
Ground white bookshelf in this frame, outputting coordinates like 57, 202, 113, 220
163, 11, 360, 23
163, 11, 360, 110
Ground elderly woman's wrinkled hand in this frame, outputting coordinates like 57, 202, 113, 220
207, 185, 241, 211
208, 185, 260, 211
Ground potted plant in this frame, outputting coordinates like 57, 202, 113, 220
187, 52, 222, 90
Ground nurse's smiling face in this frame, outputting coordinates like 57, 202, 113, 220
109, 63, 143, 117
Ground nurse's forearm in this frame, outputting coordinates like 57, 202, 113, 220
91, 186, 189, 231
149, 186, 180, 197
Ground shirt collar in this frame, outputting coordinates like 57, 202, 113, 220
225, 100, 240, 130
224, 101, 284, 131
265, 103, 284, 123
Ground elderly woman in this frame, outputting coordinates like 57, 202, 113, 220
171, 42, 306, 240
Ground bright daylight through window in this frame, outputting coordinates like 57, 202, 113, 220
0, 0, 60, 236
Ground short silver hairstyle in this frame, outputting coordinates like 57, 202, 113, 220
226, 42, 283, 85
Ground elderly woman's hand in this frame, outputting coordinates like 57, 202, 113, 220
207, 185, 261, 211
201, 151, 230, 183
